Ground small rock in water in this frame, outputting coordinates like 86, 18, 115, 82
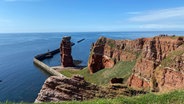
0, 80, 2, 83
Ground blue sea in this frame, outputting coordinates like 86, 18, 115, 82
0, 31, 184, 102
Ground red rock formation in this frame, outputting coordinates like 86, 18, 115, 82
156, 67, 184, 92
88, 35, 184, 92
154, 46, 184, 92
35, 75, 135, 103
60, 36, 75, 67
88, 37, 144, 74
35, 75, 147, 103
128, 75, 150, 90
35, 75, 101, 103
128, 36, 184, 91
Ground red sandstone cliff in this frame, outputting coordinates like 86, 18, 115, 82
88, 35, 184, 92
128, 36, 184, 92
88, 36, 144, 73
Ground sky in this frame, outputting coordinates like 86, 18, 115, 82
0, 0, 184, 33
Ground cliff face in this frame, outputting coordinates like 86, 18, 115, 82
88, 36, 184, 92
128, 36, 184, 91
155, 45, 184, 92
88, 36, 144, 74
60, 36, 75, 67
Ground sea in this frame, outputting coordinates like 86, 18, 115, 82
0, 31, 184, 102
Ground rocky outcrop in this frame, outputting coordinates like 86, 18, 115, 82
128, 36, 184, 91
156, 67, 184, 92
88, 35, 184, 92
35, 75, 147, 103
88, 37, 144, 74
154, 46, 184, 92
35, 75, 101, 103
60, 36, 75, 67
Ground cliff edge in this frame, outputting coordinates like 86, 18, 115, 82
88, 35, 184, 92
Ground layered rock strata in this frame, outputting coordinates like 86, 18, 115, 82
128, 36, 184, 91
35, 75, 122, 103
88, 35, 184, 92
88, 36, 143, 73
60, 36, 75, 67
154, 46, 184, 92
35, 75, 100, 102
35, 75, 146, 103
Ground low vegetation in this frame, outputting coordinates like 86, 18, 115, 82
60, 61, 136, 85
59, 90, 184, 104
2, 90, 184, 104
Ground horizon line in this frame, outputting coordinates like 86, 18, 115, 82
0, 30, 184, 34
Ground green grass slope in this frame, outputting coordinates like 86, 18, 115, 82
60, 61, 136, 85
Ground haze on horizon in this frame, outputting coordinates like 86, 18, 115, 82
0, 0, 184, 33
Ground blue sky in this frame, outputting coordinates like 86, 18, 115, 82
0, 0, 184, 33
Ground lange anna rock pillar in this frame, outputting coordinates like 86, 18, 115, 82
60, 36, 75, 67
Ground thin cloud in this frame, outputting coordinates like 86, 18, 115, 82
129, 7, 184, 22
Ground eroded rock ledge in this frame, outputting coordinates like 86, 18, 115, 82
35, 75, 100, 103
35, 75, 117, 103
35, 75, 146, 103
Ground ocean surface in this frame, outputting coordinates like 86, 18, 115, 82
0, 31, 184, 102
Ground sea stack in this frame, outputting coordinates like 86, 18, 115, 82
60, 36, 75, 67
